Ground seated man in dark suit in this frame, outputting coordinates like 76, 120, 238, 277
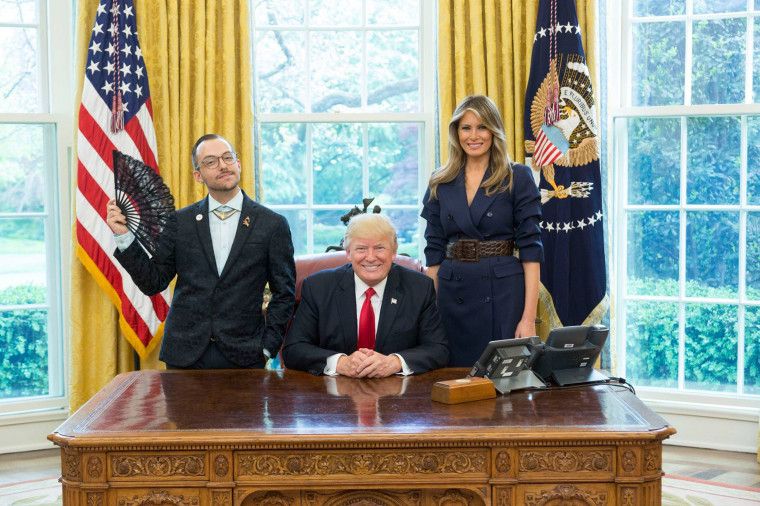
282, 214, 448, 377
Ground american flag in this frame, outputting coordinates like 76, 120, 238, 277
76, 0, 169, 358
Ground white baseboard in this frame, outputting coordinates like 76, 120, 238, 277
642, 396, 759, 454
0, 410, 68, 455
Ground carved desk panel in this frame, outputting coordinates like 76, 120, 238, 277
49, 369, 675, 506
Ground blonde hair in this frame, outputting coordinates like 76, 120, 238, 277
428, 95, 513, 199
344, 214, 398, 252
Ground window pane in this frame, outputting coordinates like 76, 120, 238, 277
748, 213, 760, 301
0, 123, 48, 213
692, 19, 745, 105
627, 211, 679, 295
625, 301, 678, 388
384, 208, 419, 257
626, 118, 680, 205
368, 123, 419, 205
310, 31, 362, 112
684, 303, 737, 392
367, 30, 419, 112
253, 0, 304, 26
255, 30, 306, 113
0, 219, 46, 290
261, 123, 308, 205
279, 209, 308, 257
0, 27, 40, 113
310, 0, 361, 26
746, 117, 760, 203
0, 0, 36, 24
693, 0, 745, 14
746, 306, 760, 395
313, 210, 347, 253
686, 211, 739, 297
686, 117, 740, 205
633, 0, 685, 16
631, 22, 684, 106
0, 307, 49, 400
367, 0, 419, 25
312, 123, 362, 204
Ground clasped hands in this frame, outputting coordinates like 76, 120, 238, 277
336, 348, 401, 378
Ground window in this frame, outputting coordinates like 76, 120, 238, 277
0, 0, 71, 414
610, 0, 759, 396
252, 0, 434, 257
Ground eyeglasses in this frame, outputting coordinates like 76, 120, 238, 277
195, 151, 237, 170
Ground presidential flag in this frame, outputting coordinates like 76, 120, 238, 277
76, 0, 169, 358
524, 0, 608, 327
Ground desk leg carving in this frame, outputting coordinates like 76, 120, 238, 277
493, 486, 513, 506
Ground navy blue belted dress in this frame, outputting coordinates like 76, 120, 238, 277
421, 163, 544, 367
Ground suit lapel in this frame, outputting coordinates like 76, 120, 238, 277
438, 172, 485, 240
193, 197, 218, 276
219, 192, 256, 279
469, 184, 498, 229
374, 265, 401, 351
338, 266, 358, 352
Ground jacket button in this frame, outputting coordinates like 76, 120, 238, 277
447, 214, 454, 220
455, 275, 462, 281
484, 297, 491, 303
487, 212, 493, 217
482, 274, 489, 280
457, 297, 463, 304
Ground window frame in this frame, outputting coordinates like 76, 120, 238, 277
0, 0, 73, 422
608, 0, 760, 405
252, 0, 436, 259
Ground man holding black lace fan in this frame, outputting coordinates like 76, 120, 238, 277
106, 134, 296, 369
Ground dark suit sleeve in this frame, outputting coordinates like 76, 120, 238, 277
420, 187, 447, 267
262, 216, 297, 355
394, 276, 449, 373
281, 277, 336, 374
113, 233, 176, 296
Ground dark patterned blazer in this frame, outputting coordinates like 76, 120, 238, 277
114, 191, 296, 367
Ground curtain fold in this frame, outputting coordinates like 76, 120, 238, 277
70, 0, 254, 412
437, 0, 597, 342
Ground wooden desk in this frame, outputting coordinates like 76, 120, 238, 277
49, 369, 675, 506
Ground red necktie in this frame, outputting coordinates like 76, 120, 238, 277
358, 287, 376, 349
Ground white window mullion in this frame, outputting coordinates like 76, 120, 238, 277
306, 124, 314, 253
684, 4, 693, 106
362, 123, 369, 197
678, 115, 688, 390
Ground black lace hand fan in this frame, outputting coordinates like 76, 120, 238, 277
113, 150, 176, 257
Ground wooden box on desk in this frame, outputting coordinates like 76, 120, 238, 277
431, 377, 496, 404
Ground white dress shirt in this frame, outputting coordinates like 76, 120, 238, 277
324, 274, 412, 376
207, 191, 244, 275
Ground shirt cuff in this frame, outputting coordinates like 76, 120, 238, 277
114, 230, 135, 251
324, 353, 346, 376
392, 353, 413, 376
263, 348, 271, 359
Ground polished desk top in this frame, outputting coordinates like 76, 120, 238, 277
51, 369, 674, 448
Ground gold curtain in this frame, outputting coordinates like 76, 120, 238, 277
69, 0, 254, 412
437, 0, 597, 342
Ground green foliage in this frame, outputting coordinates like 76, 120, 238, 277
626, 278, 760, 394
0, 284, 48, 399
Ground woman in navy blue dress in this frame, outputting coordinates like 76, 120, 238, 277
421, 95, 543, 367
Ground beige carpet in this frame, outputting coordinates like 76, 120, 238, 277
1, 475, 759, 505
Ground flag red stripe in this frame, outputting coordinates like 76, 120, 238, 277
125, 111, 157, 169
76, 222, 156, 346
79, 104, 118, 170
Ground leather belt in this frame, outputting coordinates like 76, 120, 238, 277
446, 239, 514, 263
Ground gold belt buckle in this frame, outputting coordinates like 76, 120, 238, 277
458, 239, 479, 262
